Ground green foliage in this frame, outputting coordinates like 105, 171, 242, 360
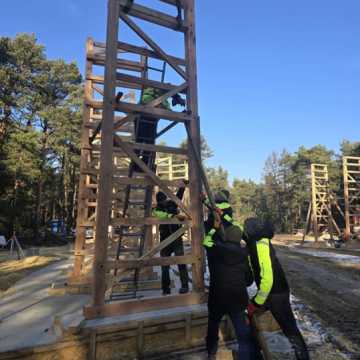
179, 135, 214, 161
0, 34, 82, 242
228, 144, 352, 233
206, 166, 229, 193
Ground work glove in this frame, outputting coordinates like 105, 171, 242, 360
247, 302, 258, 319
172, 94, 186, 107
203, 229, 216, 248
115, 91, 123, 103
247, 298, 264, 319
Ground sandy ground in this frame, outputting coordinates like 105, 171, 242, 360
0, 242, 359, 359
0, 256, 58, 296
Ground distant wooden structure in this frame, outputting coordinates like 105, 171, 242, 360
156, 155, 189, 181
71, 0, 205, 319
303, 164, 341, 242
343, 156, 360, 241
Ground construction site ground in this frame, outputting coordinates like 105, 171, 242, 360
273, 235, 360, 359
0, 240, 359, 359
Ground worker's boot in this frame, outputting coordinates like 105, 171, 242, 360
162, 288, 171, 296
179, 286, 189, 294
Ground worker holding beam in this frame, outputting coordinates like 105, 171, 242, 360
244, 218, 310, 360
203, 191, 261, 360
153, 183, 189, 295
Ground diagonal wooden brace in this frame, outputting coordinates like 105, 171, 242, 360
120, 13, 188, 80
114, 136, 192, 218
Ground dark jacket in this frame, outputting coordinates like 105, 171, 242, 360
205, 221, 253, 313
153, 187, 185, 240
244, 218, 289, 305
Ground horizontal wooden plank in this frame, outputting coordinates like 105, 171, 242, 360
116, 101, 191, 122
87, 73, 143, 91
93, 41, 186, 66
106, 255, 195, 271
83, 292, 207, 319
118, 0, 186, 32
111, 217, 191, 227
85, 121, 133, 133
126, 141, 188, 156
88, 53, 145, 72
86, 99, 192, 123
89, 141, 187, 156
112, 177, 186, 187
117, 73, 187, 94
160, 0, 184, 7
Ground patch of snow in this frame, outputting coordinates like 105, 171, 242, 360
290, 248, 360, 265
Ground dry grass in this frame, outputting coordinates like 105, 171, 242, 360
0, 256, 58, 294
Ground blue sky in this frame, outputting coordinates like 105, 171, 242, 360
1, 0, 359, 182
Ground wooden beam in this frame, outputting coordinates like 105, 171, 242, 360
88, 73, 143, 90
92, 0, 120, 308
111, 217, 191, 227
156, 121, 178, 138
84, 292, 206, 319
116, 101, 191, 123
147, 83, 188, 108
343, 157, 351, 241
114, 114, 135, 131
86, 99, 191, 123
184, 0, 205, 293
73, 38, 94, 277
106, 255, 195, 271
115, 139, 188, 156
113, 138, 192, 217
120, 13, 188, 80
140, 226, 188, 260
93, 40, 186, 66
88, 53, 145, 72
117, 73, 187, 94
112, 177, 186, 187
160, 0, 184, 7
118, 0, 186, 32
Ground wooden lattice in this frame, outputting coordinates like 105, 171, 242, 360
343, 156, 360, 241
71, 0, 206, 319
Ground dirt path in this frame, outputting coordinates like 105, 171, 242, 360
276, 246, 360, 358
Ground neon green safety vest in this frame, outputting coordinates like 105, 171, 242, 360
254, 238, 274, 305
152, 209, 172, 219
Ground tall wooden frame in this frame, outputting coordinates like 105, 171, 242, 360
303, 164, 340, 242
343, 156, 360, 241
72, 0, 205, 319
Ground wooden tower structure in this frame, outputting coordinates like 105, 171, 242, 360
343, 156, 360, 241
71, 0, 205, 319
303, 164, 340, 242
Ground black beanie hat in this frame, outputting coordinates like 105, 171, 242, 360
225, 224, 243, 244
156, 191, 167, 203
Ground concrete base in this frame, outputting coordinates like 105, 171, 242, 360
0, 304, 234, 360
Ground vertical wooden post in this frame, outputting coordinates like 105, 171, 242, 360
310, 164, 319, 242
302, 203, 311, 244
184, 0, 205, 292
343, 157, 351, 242
73, 38, 94, 277
93, 0, 120, 307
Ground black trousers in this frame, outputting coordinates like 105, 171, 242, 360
134, 116, 158, 168
160, 238, 189, 291
206, 306, 261, 360
266, 292, 310, 360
